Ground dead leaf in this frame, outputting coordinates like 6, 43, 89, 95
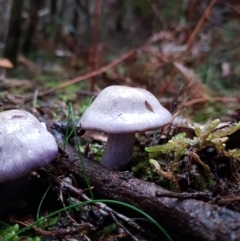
173, 61, 204, 99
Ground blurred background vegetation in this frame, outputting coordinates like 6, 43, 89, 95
0, 0, 240, 121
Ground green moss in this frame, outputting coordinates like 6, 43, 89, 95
134, 120, 240, 192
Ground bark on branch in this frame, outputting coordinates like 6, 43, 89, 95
52, 124, 240, 241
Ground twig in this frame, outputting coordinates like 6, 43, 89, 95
53, 176, 149, 235
183, 96, 237, 107
159, 0, 217, 96
59, 186, 78, 225
91, 0, 101, 91
15, 220, 91, 237
109, 211, 140, 241
179, 0, 218, 59
155, 189, 212, 200
24, 50, 135, 101
215, 195, 240, 205
146, 0, 165, 25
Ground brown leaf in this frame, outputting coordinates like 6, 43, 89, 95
173, 61, 204, 99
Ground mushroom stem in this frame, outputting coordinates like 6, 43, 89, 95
101, 133, 135, 170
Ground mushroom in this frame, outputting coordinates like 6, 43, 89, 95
0, 58, 13, 81
78, 85, 172, 169
0, 109, 58, 183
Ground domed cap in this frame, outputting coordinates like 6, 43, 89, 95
78, 85, 172, 133
0, 58, 13, 68
0, 110, 58, 183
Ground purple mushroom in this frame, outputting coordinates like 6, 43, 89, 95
78, 85, 172, 170
0, 109, 58, 183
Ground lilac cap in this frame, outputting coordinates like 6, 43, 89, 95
0, 110, 58, 182
78, 85, 172, 133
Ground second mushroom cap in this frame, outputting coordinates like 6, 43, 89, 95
0, 109, 58, 183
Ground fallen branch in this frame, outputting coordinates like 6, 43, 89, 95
53, 176, 151, 238
52, 123, 240, 241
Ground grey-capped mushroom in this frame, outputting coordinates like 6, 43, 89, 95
78, 85, 172, 170
0, 109, 58, 183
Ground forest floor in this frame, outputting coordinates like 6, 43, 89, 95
1, 3, 240, 240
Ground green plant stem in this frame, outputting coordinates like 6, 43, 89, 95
62, 107, 72, 149
36, 184, 52, 220
4, 199, 172, 241
69, 103, 94, 199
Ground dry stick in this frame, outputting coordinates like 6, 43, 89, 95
183, 96, 237, 107
91, 0, 101, 92
159, 0, 218, 96
53, 177, 148, 235
91, 0, 101, 91
59, 188, 78, 225
24, 49, 135, 101
15, 220, 92, 237
147, 0, 165, 25
108, 211, 140, 241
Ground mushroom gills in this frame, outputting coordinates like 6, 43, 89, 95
101, 133, 135, 169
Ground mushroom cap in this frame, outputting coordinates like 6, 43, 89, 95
78, 85, 172, 133
0, 58, 13, 68
0, 110, 58, 183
